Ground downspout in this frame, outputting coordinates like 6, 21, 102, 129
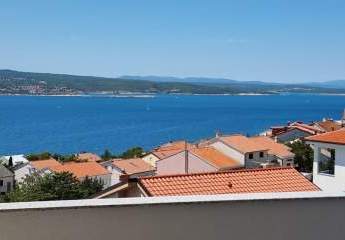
184, 141, 189, 174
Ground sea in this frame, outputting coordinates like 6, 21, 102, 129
0, 94, 344, 155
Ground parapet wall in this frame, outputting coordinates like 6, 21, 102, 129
0, 192, 345, 240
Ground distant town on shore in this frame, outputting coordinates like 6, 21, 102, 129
2, 69, 345, 96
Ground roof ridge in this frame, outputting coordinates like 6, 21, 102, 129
140, 167, 295, 180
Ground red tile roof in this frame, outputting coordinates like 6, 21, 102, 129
305, 128, 345, 145
112, 158, 155, 175
190, 147, 241, 169
250, 136, 294, 159
139, 167, 319, 196
314, 120, 342, 132
77, 153, 102, 162
152, 141, 194, 159
219, 135, 268, 153
30, 158, 62, 170
51, 162, 109, 178
291, 122, 321, 133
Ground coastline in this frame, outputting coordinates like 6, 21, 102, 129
1, 92, 345, 97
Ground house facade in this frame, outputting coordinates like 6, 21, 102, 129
156, 147, 241, 175
0, 164, 14, 194
209, 135, 269, 168
262, 122, 324, 143
13, 163, 34, 184
142, 153, 160, 167
249, 136, 295, 166
305, 129, 345, 192
205, 134, 295, 168
142, 141, 194, 167
102, 158, 155, 185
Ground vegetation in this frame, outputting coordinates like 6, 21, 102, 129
101, 149, 113, 161
286, 141, 314, 172
52, 153, 77, 162
26, 152, 52, 161
26, 152, 77, 162
2, 69, 345, 95
120, 147, 144, 159
101, 147, 145, 160
4, 172, 103, 202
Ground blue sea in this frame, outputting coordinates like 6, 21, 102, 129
0, 94, 344, 155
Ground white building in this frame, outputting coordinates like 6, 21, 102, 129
102, 158, 155, 185
0, 154, 28, 167
0, 164, 14, 194
13, 162, 34, 184
305, 129, 345, 192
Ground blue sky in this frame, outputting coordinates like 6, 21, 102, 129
1, 0, 344, 83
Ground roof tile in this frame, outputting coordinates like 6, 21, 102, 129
112, 158, 155, 175
51, 162, 109, 178
140, 167, 319, 196
305, 128, 345, 145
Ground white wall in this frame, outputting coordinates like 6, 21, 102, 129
211, 141, 245, 165
156, 151, 217, 175
0, 176, 14, 193
156, 151, 186, 175
244, 151, 268, 168
109, 167, 122, 185
142, 154, 160, 167
211, 141, 269, 167
1, 193, 345, 240
188, 153, 217, 173
309, 142, 345, 192
14, 164, 33, 184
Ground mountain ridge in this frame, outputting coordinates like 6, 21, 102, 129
1, 69, 345, 95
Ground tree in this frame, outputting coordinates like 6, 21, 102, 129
4, 172, 103, 202
52, 153, 76, 163
120, 147, 144, 159
78, 177, 104, 198
8, 156, 13, 167
286, 141, 313, 172
101, 149, 113, 161
26, 152, 52, 161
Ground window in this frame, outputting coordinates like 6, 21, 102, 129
259, 152, 264, 158
0, 180, 3, 187
287, 163, 291, 166
6, 182, 11, 192
248, 153, 253, 159
318, 148, 335, 175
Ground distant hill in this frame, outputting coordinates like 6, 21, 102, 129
121, 75, 279, 85
305, 80, 345, 89
1, 69, 345, 95
121, 75, 239, 84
